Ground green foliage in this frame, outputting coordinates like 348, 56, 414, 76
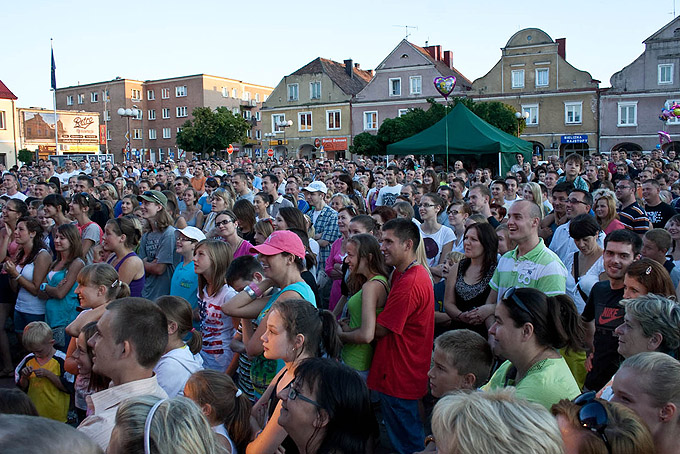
351, 97, 522, 155
176, 107, 250, 157
18, 149, 34, 165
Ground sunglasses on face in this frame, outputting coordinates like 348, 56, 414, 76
573, 392, 612, 454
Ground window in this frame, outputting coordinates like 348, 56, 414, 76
389, 78, 401, 96
256, 129, 261, 140
131, 89, 141, 101
666, 99, 680, 124
310, 81, 321, 100
659, 64, 674, 85
66, 95, 73, 106
364, 111, 378, 130
522, 105, 539, 125
398, 109, 409, 117
162, 108, 170, 119
273, 114, 286, 132
535, 68, 549, 87
161, 88, 169, 99
163, 128, 171, 139
287, 84, 299, 101
147, 89, 155, 100
512, 70, 525, 89
77, 94, 84, 104
103, 89, 110, 101
327, 110, 341, 130
255, 93, 260, 102
410, 76, 422, 95
106, 129, 111, 141
177, 127, 182, 133
0, 111, 5, 129
565, 102, 582, 124
247, 129, 252, 139
134, 110, 143, 120
298, 112, 312, 131
148, 109, 156, 120
255, 111, 261, 121
232, 107, 239, 115
175, 85, 187, 97
176, 106, 188, 118
618, 102, 637, 126
222, 87, 229, 97
132, 129, 142, 140
149, 129, 157, 140
244, 110, 252, 120
105, 110, 111, 121
232, 88, 237, 98
244, 91, 251, 101
90, 91, 99, 103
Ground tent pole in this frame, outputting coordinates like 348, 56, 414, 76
498, 152, 502, 177
445, 111, 449, 171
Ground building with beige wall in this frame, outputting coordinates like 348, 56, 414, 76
261, 58, 372, 160
0, 80, 19, 167
56, 74, 272, 162
471, 28, 600, 157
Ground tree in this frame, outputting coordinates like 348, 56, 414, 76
18, 149, 34, 165
470, 100, 523, 136
176, 107, 250, 157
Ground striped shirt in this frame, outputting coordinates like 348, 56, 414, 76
489, 239, 567, 302
617, 202, 650, 234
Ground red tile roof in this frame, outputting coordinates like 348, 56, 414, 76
0, 80, 17, 100
291, 57, 373, 95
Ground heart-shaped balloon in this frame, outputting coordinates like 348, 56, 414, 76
434, 76, 457, 100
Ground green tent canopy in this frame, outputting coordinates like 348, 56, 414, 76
386, 103, 533, 175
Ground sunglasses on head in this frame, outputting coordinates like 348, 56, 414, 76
502, 287, 533, 317
573, 392, 611, 454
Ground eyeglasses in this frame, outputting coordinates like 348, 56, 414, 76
573, 391, 611, 454
216, 219, 234, 227
142, 191, 164, 205
1, 206, 19, 213
615, 185, 631, 190
287, 386, 322, 408
503, 287, 533, 318
448, 209, 460, 215
566, 198, 588, 205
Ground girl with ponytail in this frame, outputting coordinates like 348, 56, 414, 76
184, 369, 253, 454
153, 296, 204, 397
484, 287, 586, 410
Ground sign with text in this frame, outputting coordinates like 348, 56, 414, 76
321, 137, 348, 151
22, 110, 100, 145
561, 135, 588, 144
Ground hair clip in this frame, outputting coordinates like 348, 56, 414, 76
646, 266, 652, 275
111, 279, 120, 288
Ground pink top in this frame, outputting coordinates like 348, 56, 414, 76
603, 219, 626, 235
233, 239, 254, 258
326, 237, 345, 312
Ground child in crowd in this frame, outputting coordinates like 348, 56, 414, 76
194, 239, 236, 372
71, 321, 108, 422
496, 223, 517, 255
432, 251, 464, 337
15, 321, 74, 422
171, 226, 206, 330
184, 369, 253, 454
226, 255, 265, 403
154, 296, 204, 397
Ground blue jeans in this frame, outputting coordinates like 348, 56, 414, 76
376, 391, 424, 454
14, 311, 45, 333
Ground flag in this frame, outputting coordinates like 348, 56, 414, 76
50, 45, 56, 91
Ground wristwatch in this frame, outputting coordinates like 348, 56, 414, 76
40, 283, 48, 291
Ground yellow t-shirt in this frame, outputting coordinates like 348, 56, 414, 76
16, 350, 73, 422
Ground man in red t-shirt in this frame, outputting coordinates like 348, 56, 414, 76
368, 218, 434, 454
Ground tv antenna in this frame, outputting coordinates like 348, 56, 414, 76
393, 25, 417, 40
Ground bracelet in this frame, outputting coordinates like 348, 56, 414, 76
249, 283, 263, 298
244, 285, 257, 299
13, 274, 21, 281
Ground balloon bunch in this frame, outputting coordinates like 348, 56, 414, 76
659, 103, 680, 121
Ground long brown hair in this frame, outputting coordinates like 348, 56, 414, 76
346, 233, 389, 294
156, 296, 202, 354
50, 224, 82, 271
15, 217, 45, 265
195, 240, 233, 299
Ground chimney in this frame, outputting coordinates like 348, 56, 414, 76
423, 45, 442, 62
443, 50, 453, 69
344, 59, 353, 78
556, 38, 566, 60
354, 63, 361, 69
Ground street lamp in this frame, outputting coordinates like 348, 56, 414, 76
117, 106, 140, 160
515, 111, 530, 137
277, 119, 293, 157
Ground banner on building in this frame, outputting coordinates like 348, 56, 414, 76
22, 110, 100, 145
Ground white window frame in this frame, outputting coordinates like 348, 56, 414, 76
666, 99, 680, 124
103, 89, 110, 101
256, 129, 261, 140
148, 109, 156, 120
398, 109, 409, 117
149, 129, 157, 140
364, 111, 378, 130
176, 106, 188, 118
255, 93, 260, 102
106, 129, 111, 141
287, 84, 299, 101
255, 111, 261, 121
326, 110, 341, 130
0, 111, 5, 130
272, 114, 286, 133
105, 110, 111, 121
659, 64, 674, 85
132, 129, 142, 140
310, 81, 321, 100
222, 87, 229, 97
147, 89, 155, 100
66, 95, 73, 106
521, 104, 539, 126
511, 70, 525, 89
389, 78, 401, 96
177, 127, 182, 133
617, 101, 638, 127
131, 89, 142, 101
564, 102, 582, 125
535, 68, 549, 87
161, 88, 170, 99
232, 88, 237, 98
163, 128, 171, 139
90, 91, 99, 103
244, 91, 251, 101
162, 108, 170, 119
232, 107, 239, 115
298, 112, 312, 131
77, 94, 84, 104
175, 85, 187, 97
134, 110, 143, 120
409, 76, 422, 95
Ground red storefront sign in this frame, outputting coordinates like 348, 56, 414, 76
321, 137, 347, 151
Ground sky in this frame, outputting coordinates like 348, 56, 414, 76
4, 0, 679, 109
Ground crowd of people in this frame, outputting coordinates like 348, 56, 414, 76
0, 149, 679, 454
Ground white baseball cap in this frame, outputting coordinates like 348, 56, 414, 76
176, 226, 206, 242
302, 181, 328, 194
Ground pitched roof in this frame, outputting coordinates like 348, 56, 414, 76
291, 57, 372, 95
645, 15, 680, 43
0, 80, 17, 100
411, 44, 472, 88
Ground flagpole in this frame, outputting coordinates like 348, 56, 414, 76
51, 38, 59, 156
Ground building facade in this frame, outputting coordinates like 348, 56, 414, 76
260, 58, 372, 160
56, 74, 272, 162
352, 40, 471, 137
600, 16, 680, 154
471, 28, 600, 157
0, 80, 18, 167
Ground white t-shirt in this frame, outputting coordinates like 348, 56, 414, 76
2, 191, 27, 201
198, 285, 237, 371
376, 184, 402, 207
419, 224, 456, 267
154, 344, 204, 397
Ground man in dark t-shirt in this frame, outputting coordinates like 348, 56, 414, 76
642, 179, 676, 229
581, 229, 641, 391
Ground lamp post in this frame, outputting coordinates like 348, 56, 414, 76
117, 106, 140, 161
515, 111, 530, 137
277, 119, 293, 158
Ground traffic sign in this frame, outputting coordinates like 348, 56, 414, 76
227, 144, 234, 155
267, 148, 274, 157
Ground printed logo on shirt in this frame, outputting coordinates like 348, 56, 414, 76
423, 237, 439, 260
598, 307, 623, 327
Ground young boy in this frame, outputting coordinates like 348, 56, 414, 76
15, 321, 74, 422
171, 226, 206, 330
556, 153, 589, 190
